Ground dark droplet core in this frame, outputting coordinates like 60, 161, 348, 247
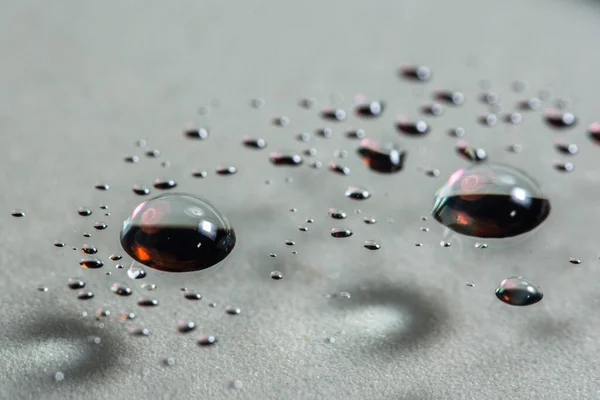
120, 193, 236, 273
432, 164, 550, 238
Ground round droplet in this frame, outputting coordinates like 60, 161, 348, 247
54, 372, 65, 382
137, 297, 159, 307
225, 306, 241, 315
269, 152, 303, 166
127, 264, 147, 280
316, 127, 333, 138
77, 291, 94, 300
440, 241, 451, 247
80, 258, 104, 269
363, 240, 380, 250
93, 221, 108, 230
425, 168, 440, 177
504, 113, 523, 125
346, 129, 366, 139
554, 162, 574, 173
270, 271, 283, 280
396, 119, 429, 136
448, 127, 465, 137
555, 143, 579, 155
345, 186, 370, 200
95, 184, 110, 191
250, 98, 265, 108
357, 139, 405, 174
495, 276, 543, 306
198, 335, 218, 346
296, 133, 311, 142
518, 97, 541, 111
136, 139, 147, 147
478, 114, 498, 126
329, 163, 350, 176
328, 208, 347, 219
299, 98, 317, 109
146, 149, 160, 158
421, 103, 444, 116
479, 92, 499, 105
432, 164, 551, 238
177, 320, 196, 333
355, 101, 384, 118
125, 155, 139, 163
544, 109, 576, 128
184, 290, 202, 300
11, 209, 25, 217
153, 179, 177, 190
81, 245, 98, 255
111, 282, 132, 296
435, 90, 464, 105
120, 193, 236, 273
400, 65, 431, 82
184, 127, 209, 140
569, 257, 581, 265
164, 358, 176, 366
304, 148, 317, 156
321, 108, 347, 121
67, 278, 85, 289
330, 228, 353, 238
216, 166, 237, 176
243, 138, 267, 149
133, 185, 151, 196
78, 207, 92, 216
457, 144, 487, 163
273, 116, 290, 126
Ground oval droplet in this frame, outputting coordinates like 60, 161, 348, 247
432, 164, 551, 238
555, 143, 579, 155
81, 245, 98, 255
269, 152, 303, 166
330, 228, 353, 238
544, 109, 577, 129
67, 278, 85, 290
321, 108, 347, 121
77, 291, 94, 300
80, 258, 104, 269
354, 101, 384, 118
495, 276, 543, 306
363, 240, 381, 250
345, 186, 371, 200
396, 118, 429, 136
216, 166, 237, 175
421, 103, 444, 116
434, 90, 464, 106
184, 128, 209, 140
93, 222, 108, 230
146, 149, 160, 158
270, 271, 283, 280
346, 129, 366, 140
243, 138, 267, 149
554, 162, 574, 173
518, 97, 541, 111
124, 155, 139, 163
456, 143, 487, 163
133, 185, 151, 196
588, 122, 600, 144
95, 184, 110, 191
399, 65, 432, 82
153, 179, 177, 190
357, 139, 405, 173
111, 282, 132, 296
184, 290, 202, 300
177, 320, 196, 333
78, 207, 92, 217
329, 163, 351, 176
11, 209, 25, 217
137, 297, 159, 307
328, 208, 347, 220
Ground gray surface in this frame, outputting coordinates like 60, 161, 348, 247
1, 0, 600, 399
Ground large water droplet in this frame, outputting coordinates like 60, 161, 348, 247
357, 139, 405, 173
127, 263, 147, 280
432, 164, 551, 238
457, 143, 487, 163
120, 193, 236, 273
495, 276, 543, 306
78, 207, 92, 217
80, 258, 104, 269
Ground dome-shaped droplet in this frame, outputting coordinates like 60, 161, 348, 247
421, 103, 444, 116
80, 258, 104, 269
329, 163, 351, 176
321, 108, 347, 121
456, 143, 487, 163
495, 276, 543, 306
153, 179, 177, 190
270, 271, 283, 280
77, 291, 94, 300
328, 208, 347, 220
81, 245, 98, 255
544, 109, 576, 129
363, 240, 381, 250
357, 139, 405, 173
137, 297, 159, 307
93, 221, 108, 230
78, 207, 92, 217
216, 166, 237, 175
400, 65, 431, 82
243, 137, 267, 149
120, 193, 236, 273
435, 90, 464, 106
432, 164, 550, 238
269, 152, 303, 166
184, 127, 209, 140
330, 228, 353, 238
345, 186, 370, 200
11, 209, 25, 217
396, 118, 429, 136
355, 101, 385, 118
67, 278, 85, 290
111, 282, 132, 296
133, 185, 151, 196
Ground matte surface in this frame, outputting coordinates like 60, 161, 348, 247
1, 1, 600, 399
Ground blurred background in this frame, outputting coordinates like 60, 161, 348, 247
1, 0, 599, 398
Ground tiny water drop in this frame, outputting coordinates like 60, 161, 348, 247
111, 282, 132, 296
330, 228, 353, 238
363, 240, 381, 250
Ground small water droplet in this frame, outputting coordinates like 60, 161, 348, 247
269, 152, 303, 166
270, 271, 283, 280
132, 184, 151, 196
93, 221, 108, 230
345, 186, 370, 200
363, 217, 376, 224
125, 155, 139, 163
518, 97, 541, 111
136, 139, 147, 147
396, 118, 429, 136
130, 327, 151, 336
67, 278, 85, 289
37, 285, 48, 292
111, 282, 132, 296
554, 162, 574, 173
346, 129, 366, 140
328, 209, 347, 219
330, 228, 353, 238
507, 144, 523, 153
300, 98, 317, 109
209, 302, 217, 307
448, 127, 466, 137
321, 108, 347, 121
53, 241, 66, 248
420, 226, 429, 232
435, 90, 464, 105
400, 65, 432, 82
357, 139, 405, 173
184, 290, 202, 300
588, 122, 600, 143
231, 380, 243, 390
153, 179, 177, 190
415, 243, 423, 247
316, 127, 334, 138
544, 109, 576, 128
440, 241, 451, 247
495, 276, 543, 306
96, 308, 110, 319
555, 143, 579, 155
243, 137, 267, 149
164, 358, 176, 366
177, 320, 196, 333
141, 283, 157, 291
146, 149, 161, 158
479, 92, 500, 105
273, 116, 290, 126
138, 297, 159, 307
128, 264, 147, 280
185, 127, 209, 140
457, 143, 487, 162
120, 311, 136, 321
54, 372, 65, 382
478, 114, 498, 126
284, 240, 295, 246
326, 337, 336, 344
355, 101, 385, 118
424, 168, 440, 177
298, 226, 309, 232
80, 258, 104, 269
77, 291, 94, 300
11, 209, 25, 217
250, 98, 265, 108
569, 258, 581, 265
198, 335, 218, 346
363, 240, 381, 250
421, 103, 444, 116
504, 113, 523, 124
225, 306, 241, 315
95, 184, 110, 191
328, 163, 351, 176
474, 242, 488, 249
466, 282, 475, 287
78, 207, 92, 216
83, 232, 92, 238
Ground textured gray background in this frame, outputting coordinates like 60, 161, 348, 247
1, 0, 600, 399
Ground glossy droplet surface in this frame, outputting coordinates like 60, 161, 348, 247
457, 144, 487, 163
321, 108, 347, 121
330, 228, 353, 238
357, 139, 405, 174
93, 222, 108, 230
435, 90, 464, 105
345, 186, 370, 200
355, 101, 384, 118
54, 241, 66, 248
133, 185, 151, 196
67, 278, 85, 289
127, 264, 147, 280
80, 258, 104, 269
363, 240, 381, 250
269, 152, 303, 166
346, 129, 366, 140
81, 245, 98, 255
137, 297, 159, 307
111, 282, 132, 296
185, 128, 209, 140
11, 209, 25, 217
109, 254, 122, 261
125, 155, 139, 163
198, 335, 218, 346
400, 65, 431, 82
78, 207, 92, 216
177, 320, 196, 333
328, 208, 347, 220
120, 193, 236, 273
243, 138, 267, 149
555, 162, 574, 173
77, 291, 94, 300
153, 179, 177, 190
270, 271, 283, 280
184, 290, 202, 300
544, 109, 576, 128
495, 276, 543, 306
216, 166, 237, 175
396, 119, 429, 136
329, 163, 350, 176
555, 143, 579, 155
432, 164, 551, 238
421, 103, 444, 116
478, 114, 498, 126
95, 184, 110, 191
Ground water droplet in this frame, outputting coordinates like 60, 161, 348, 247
80, 258, 104, 269
78, 207, 92, 216
420, 226, 429, 232
250, 98, 265, 108
132, 184, 151, 196
184, 290, 202, 300
328, 163, 350, 176
120, 194, 236, 273
479, 92, 499, 105
77, 291, 94, 300
478, 114, 497, 126
198, 335, 218, 346
284, 240, 295, 246
309, 161, 323, 169
466, 282, 475, 287
328, 208, 347, 219
177, 320, 196, 333
554, 162, 574, 173
54, 372, 65, 382
448, 127, 466, 138
421, 103, 444, 116
456, 143, 487, 162
146, 149, 160, 158
504, 113, 523, 124
440, 241, 451, 247
355, 101, 384, 118
316, 127, 334, 138
415, 243, 423, 247
363, 240, 380, 250
164, 358, 176, 366
185, 127, 209, 140
296, 132, 311, 142
330, 228, 353, 238
336, 291, 351, 299
67, 278, 85, 289
298, 226, 309, 232
53, 241, 65, 248
153, 179, 177, 190
136, 139, 147, 147
192, 170, 208, 179
569, 258, 581, 265
225, 306, 241, 315
130, 327, 151, 336
346, 129, 366, 140
270, 271, 283, 280
111, 282, 132, 296
37, 285, 48, 292
127, 264, 147, 280
474, 242, 488, 249
495, 276, 543, 306
435, 90, 464, 105
137, 297, 159, 307
125, 155, 139, 163
273, 116, 290, 126
95, 184, 110, 191
424, 168, 440, 177
120, 311, 136, 320
96, 308, 110, 318
588, 122, 600, 143
11, 209, 25, 217
345, 186, 370, 200
400, 65, 432, 82
231, 380, 243, 389
141, 283, 157, 291
81, 245, 98, 255
109, 254, 122, 261
209, 302, 217, 307
269, 152, 303, 166
243, 138, 267, 149
93, 221, 108, 230
363, 217, 376, 224
321, 108, 347, 121
83, 233, 92, 238
432, 164, 551, 238
300, 98, 317, 109
357, 139, 405, 174
115, 264, 124, 269
544, 109, 577, 128
507, 144, 523, 153
555, 143, 579, 155
396, 119, 429, 136
518, 97, 541, 111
